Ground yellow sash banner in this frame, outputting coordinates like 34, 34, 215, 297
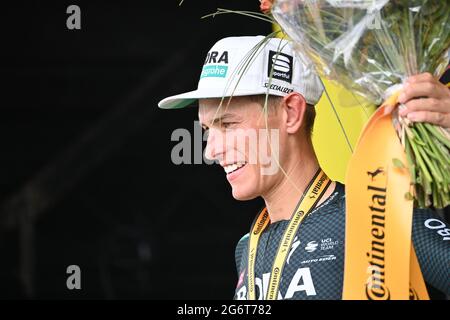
343, 103, 429, 300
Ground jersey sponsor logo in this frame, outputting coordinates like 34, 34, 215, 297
320, 237, 339, 250
268, 50, 293, 83
424, 218, 450, 241
305, 241, 318, 253
287, 236, 301, 264
301, 254, 337, 265
305, 238, 340, 253
235, 267, 316, 300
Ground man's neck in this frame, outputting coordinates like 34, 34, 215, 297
262, 151, 335, 223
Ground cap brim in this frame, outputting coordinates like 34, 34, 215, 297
158, 89, 206, 110
158, 88, 287, 109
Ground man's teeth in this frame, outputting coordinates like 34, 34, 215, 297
224, 162, 246, 174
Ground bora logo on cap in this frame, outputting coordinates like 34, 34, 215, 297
200, 51, 229, 79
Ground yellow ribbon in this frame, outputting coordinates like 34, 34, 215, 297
343, 95, 429, 300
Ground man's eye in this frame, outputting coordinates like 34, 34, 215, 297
221, 122, 236, 129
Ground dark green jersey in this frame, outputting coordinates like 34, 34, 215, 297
234, 182, 449, 300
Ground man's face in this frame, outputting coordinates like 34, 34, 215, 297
199, 96, 286, 200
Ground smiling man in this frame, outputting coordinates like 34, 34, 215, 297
158, 36, 450, 300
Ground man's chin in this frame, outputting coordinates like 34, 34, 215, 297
231, 187, 258, 201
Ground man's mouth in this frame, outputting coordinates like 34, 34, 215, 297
223, 161, 247, 175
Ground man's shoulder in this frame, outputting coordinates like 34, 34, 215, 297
235, 233, 249, 256
311, 181, 346, 215
234, 233, 249, 273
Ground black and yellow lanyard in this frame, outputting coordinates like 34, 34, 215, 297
247, 169, 331, 300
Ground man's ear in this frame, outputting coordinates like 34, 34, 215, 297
282, 92, 307, 134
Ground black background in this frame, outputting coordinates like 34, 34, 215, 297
0, 0, 270, 299
0, 1, 448, 300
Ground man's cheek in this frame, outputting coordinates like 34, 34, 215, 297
258, 129, 280, 176
225, 129, 258, 165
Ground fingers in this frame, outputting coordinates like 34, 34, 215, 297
393, 72, 450, 129
399, 98, 447, 115
382, 72, 450, 128
398, 81, 447, 104
405, 72, 436, 84
405, 110, 450, 128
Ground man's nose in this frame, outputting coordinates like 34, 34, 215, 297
204, 128, 225, 161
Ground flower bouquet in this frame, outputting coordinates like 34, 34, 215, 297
270, 0, 450, 208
